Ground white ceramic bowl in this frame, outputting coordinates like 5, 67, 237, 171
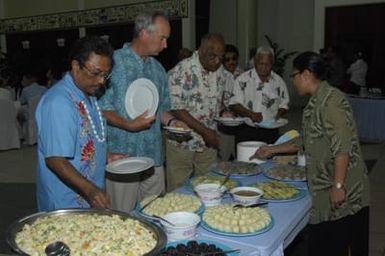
160, 212, 201, 241
230, 186, 264, 205
237, 141, 267, 164
194, 183, 225, 207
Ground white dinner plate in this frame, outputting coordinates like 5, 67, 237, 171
125, 78, 159, 119
106, 157, 154, 174
163, 126, 192, 134
245, 118, 288, 129
215, 117, 245, 127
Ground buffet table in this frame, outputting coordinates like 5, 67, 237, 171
174, 162, 311, 256
348, 95, 385, 142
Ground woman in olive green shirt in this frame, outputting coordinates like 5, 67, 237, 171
253, 52, 369, 256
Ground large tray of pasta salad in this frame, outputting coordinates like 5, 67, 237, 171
7, 208, 167, 256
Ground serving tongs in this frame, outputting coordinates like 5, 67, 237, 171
139, 192, 166, 212
232, 202, 268, 209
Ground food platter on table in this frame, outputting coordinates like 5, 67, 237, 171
214, 117, 246, 127
188, 175, 240, 190
255, 181, 306, 202
202, 203, 273, 236
136, 193, 204, 220
272, 154, 297, 165
244, 118, 288, 129
263, 164, 307, 182
211, 161, 262, 177
162, 240, 239, 256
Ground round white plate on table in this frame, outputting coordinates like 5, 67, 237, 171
245, 118, 288, 129
201, 216, 274, 237
215, 117, 245, 127
106, 157, 154, 174
163, 126, 192, 134
125, 78, 159, 119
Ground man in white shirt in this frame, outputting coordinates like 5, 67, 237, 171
229, 46, 289, 144
346, 51, 368, 95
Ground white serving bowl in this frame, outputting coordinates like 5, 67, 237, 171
237, 141, 267, 164
194, 183, 225, 207
230, 186, 264, 205
160, 212, 201, 241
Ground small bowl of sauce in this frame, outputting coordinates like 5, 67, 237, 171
230, 186, 263, 205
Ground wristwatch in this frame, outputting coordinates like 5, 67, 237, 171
334, 182, 344, 189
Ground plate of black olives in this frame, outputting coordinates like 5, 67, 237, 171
159, 239, 240, 255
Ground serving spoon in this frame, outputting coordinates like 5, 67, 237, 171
45, 241, 70, 256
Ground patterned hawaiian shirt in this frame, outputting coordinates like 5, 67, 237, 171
98, 43, 170, 166
229, 68, 289, 120
36, 73, 107, 211
291, 81, 369, 224
168, 51, 234, 152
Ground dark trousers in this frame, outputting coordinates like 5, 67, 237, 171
308, 207, 369, 256
235, 124, 279, 145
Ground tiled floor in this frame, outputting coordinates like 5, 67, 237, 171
0, 107, 384, 255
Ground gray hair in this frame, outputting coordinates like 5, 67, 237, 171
133, 11, 168, 38
256, 46, 275, 60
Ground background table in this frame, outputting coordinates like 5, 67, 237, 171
172, 162, 311, 256
348, 95, 385, 142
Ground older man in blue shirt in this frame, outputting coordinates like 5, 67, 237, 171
99, 11, 184, 212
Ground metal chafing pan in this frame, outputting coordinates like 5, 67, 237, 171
6, 208, 167, 255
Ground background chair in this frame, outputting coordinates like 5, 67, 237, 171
0, 99, 20, 150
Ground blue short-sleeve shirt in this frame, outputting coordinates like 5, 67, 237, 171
35, 73, 107, 211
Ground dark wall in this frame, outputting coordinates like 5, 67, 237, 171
325, 3, 385, 88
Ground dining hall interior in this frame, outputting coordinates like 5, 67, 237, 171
0, 0, 385, 255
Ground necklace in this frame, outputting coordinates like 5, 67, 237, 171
81, 99, 106, 142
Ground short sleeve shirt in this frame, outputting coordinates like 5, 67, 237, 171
168, 51, 233, 152
98, 43, 170, 166
35, 73, 107, 211
292, 82, 369, 224
229, 69, 289, 120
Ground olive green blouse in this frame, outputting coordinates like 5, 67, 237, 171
292, 81, 369, 224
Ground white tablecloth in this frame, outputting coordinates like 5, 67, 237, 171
168, 162, 311, 256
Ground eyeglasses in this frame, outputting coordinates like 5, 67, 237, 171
82, 65, 111, 81
290, 72, 301, 78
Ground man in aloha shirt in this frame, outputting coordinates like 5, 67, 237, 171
36, 36, 116, 211
167, 33, 234, 191
98, 12, 185, 212
229, 45, 289, 144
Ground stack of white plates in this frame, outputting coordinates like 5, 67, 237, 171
215, 117, 245, 127
237, 141, 267, 164
106, 157, 155, 174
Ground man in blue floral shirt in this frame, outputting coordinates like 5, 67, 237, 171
99, 12, 184, 212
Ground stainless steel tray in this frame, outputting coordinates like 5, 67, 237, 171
7, 208, 167, 255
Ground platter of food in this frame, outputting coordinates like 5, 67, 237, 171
264, 164, 306, 182
160, 240, 239, 256
212, 161, 262, 177
189, 175, 239, 190
137, 193, 203, 218
272, 155, 297, 165
163, 126, 192, 134
202, 204, 273, 236
7, 208, 166, 256
256, 181, 306, 202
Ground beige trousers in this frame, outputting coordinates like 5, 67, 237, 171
166, 142, 217, 192
106, 166, 165, 213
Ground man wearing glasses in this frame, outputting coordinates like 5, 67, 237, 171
166, 33, 234, 191
229, 46, 289, 144
35, 36, 115, 211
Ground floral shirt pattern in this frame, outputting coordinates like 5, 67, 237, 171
36, 73, 106, 211
229, 69, 289, 120
98, 43, 170, 166
291, 82, 369, 224
168, 51, 234, 151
